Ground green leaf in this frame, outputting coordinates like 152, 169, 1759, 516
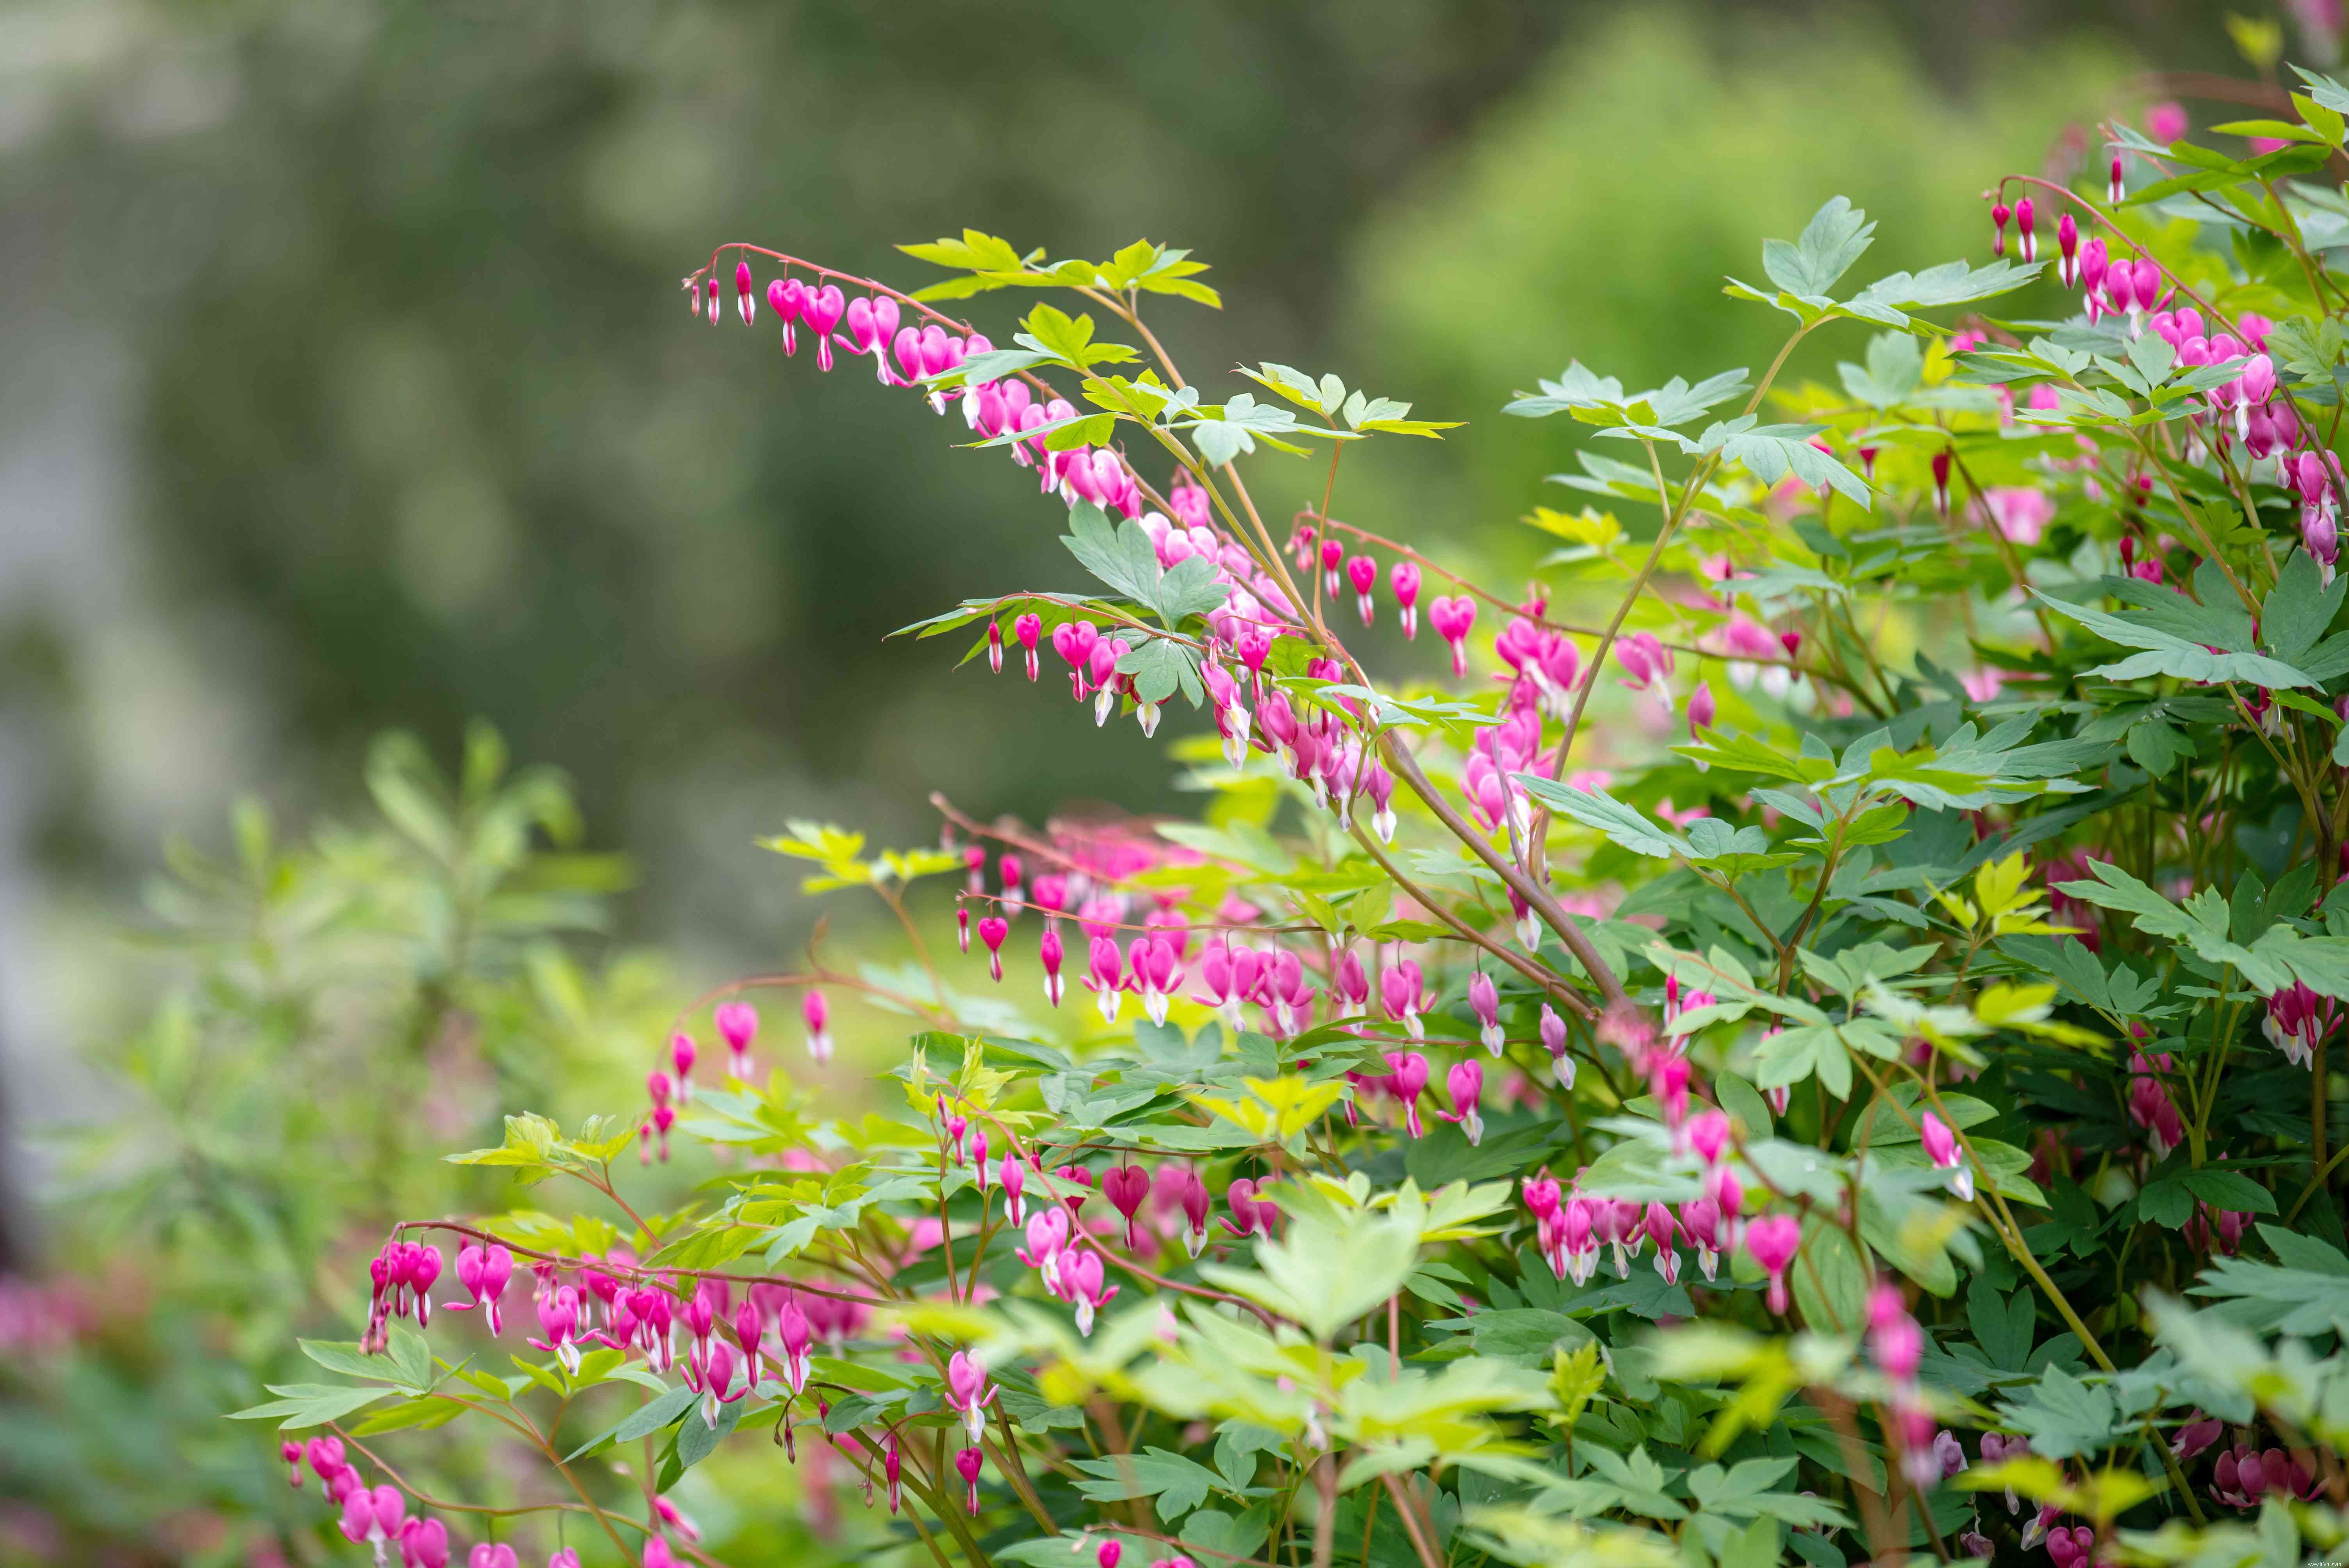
643, 1224, 764, 1272
2137, 1174, 2194, 1230
1700, 417, 1871, 508
1713, 1073, 1774, 1137
1968, 1281, 2036, 1371
1678, 731, 1823, 783
1116, 638, 1204, 707
1433, 1306, 1596, 1365
2125, 718, 2192, 776
226, 1383, 397, 1430
1155, 557, 1232, 624
2053, 861, 2292, 991
445, 1112, 569, 1181
1685, 1458, 1851, 1529
1198, 1208, 1420, 1342
1182, 1506, 1274, 1561
1240, 361, 1343, 415
1999, 1365, 2119, 1459
1179, 392, 1315, 467
1790, 1216, 1868, 1335
562, 1383, 697, 1461
1513, 775, 1686, 857
2033, 589, 2316, 689
2192, 1248, 2349, 1338
899, 229, 1027, 274
1750, 1023, 1857, 1099
299, 1338, 432, 1393
346, 1395, 469, 1436
673, 1395, 741, 1472
1061, 504, 1164, 607
1071, 1448, 1230, 1521
1041, 412, 1118, 451
2263, 548, 2347, 664
1502, 364, 1747, 427
2178, 1169, 2277, 1216
1016, 303, 1136, 369
1405, 1120, 1559, 1188
1849, 258, 2045, 318
937, 346, 1054, 385
1682, 816, 1803, 877
1761, 196, 1876, 297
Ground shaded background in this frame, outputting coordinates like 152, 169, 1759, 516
0, 0, 2241, 1250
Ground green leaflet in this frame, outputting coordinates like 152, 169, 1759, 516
2033, 587, 2319, 690
2055, 859, 2349, 997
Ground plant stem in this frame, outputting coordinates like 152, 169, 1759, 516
1311, 1454, 1338, 1568
1380, 1473, 1445, 1568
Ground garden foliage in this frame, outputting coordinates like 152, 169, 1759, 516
54, 55, 2349, 1568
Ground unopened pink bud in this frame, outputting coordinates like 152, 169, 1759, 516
1687, 679, 1715, 736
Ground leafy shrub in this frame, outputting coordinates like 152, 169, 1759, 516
157, 54, 2349, 1568
0, 730, 660, 1562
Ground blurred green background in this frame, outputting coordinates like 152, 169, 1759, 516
0, 0, 2268, 1559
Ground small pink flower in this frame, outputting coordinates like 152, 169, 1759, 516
1085, 935, 1126, 1024
1743, 1215, 1802, 1314
1381, 961, 1428, 1040
2172, 1415, 2224, 1462
1428, 595, 1477, 677
1391, 562, 1422, 637
1346, 554, 1379, 625
1101, 1164, 1151, 1249
1469, 972, 1503, 1055
2046, 1525, 2096, 1568
1614, 632, 1673, 698
1438, 1060, 1485, 1146
1643, 1200, 1681, 1284
1984, 486, 2052, 546
445, 1243, 514, 1336
955, 1445, 985, 1515
1685, 1109, 1731, 1167
1061, 1247, 1119, 1336
1223, 1177, 1274, 1238
1679, 1197, 1724, 1280
802, 989, 833, 1064
800, 284, 845, 372
1868, 1282, 1922, 1379
978, 916, 1010, 982
1538, 1004, 1573, 1086
1012, 613, 1044, 681
2264, 982, 2334, 1068
1037, 926, 1066, 1009
946, 1349, 996, 1443
1387, 1052, 1430, 1138
1685, 679, 1715, 739
715, 999, 758, 1076
1919, 1111, 1973, 1200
